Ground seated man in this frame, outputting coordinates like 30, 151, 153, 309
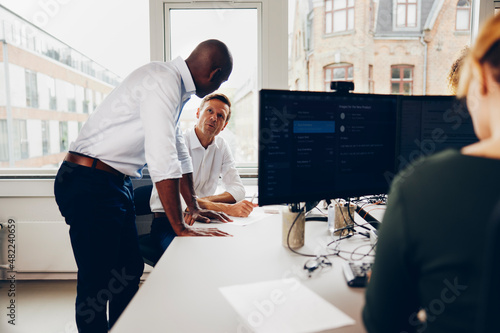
149, 93, 254, 251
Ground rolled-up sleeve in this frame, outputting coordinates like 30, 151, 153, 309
220, 143, 245, 202
176, 124, 193, 174
140, 69, 183, 183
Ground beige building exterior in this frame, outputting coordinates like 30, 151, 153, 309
289, 0, 471, 96
0, 5, 118, 168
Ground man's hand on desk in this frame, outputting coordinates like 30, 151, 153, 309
184, 207, 233, 225
225, 200, 256, 217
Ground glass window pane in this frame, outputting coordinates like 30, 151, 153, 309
391, 67, 401, 79
348, 0, 354, 7
347, 66, 353, 79
397, 5, 406, 27
403, 82, 412, 94
403, 68, 412, 79
326, 0, 333, 12
326, 13, 333, 33
333, 0, 347, 10
407, 5, 417, 27
456, 10, 470, 30
170, 8, 258, 164
333, 10, 346, 32
391, 83, 400, 94
333, 67, 346, 79
0, 120, 8, 161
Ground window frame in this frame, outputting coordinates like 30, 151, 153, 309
390, 65, 414, 95
324, 63, 354, 91
324, 0, 355, 34
456, 0, 471, 31
393, 0, 420, 32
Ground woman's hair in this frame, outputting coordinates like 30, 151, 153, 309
457, 13, 500, 98
447, 46, 469, 95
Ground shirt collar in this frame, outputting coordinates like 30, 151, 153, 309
172, 56, 196, 99
188, 126, 220, 150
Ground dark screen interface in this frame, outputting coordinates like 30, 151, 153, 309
259, 90, 397, 205
397, 97, 477, 171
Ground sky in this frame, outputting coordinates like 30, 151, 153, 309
0, 0, 151, 78
0, 0, 295, 79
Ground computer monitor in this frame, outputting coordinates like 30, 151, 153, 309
258, 89, 398, 206
396, 96, 478, 171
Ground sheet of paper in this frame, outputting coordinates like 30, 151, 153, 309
219, 278, 355, 333
207, 207, 273, 226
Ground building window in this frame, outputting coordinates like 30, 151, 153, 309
66, 83, 76, 112
59, 121, 68, 152
0, 120, 8, 161
368, 64, 374, 93
13, 119, 29, 160
48, 77, 57, 110
42, 120, 50, 155
391, 65, 413, 95
456, 0, 471, 31
325, 0, 355, 34
324, 64, 353, 91
25, 70, 39, 108
396, 0, 417, 28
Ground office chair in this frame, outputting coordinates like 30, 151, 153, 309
475, 198, 500, 333
133, 184, 162, 267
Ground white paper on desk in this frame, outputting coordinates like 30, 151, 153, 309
219, 278, 355, 333
210, 207, 271, 226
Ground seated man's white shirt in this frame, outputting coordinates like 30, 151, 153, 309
150, 126, 245, 213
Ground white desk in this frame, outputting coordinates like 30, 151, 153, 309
111, 210, 375, 333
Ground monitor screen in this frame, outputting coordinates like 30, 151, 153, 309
258, 90, 398, 206
396, 96, 478, 172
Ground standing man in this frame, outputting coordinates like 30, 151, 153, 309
54, 39, 233, 333
150, 93, 255, 251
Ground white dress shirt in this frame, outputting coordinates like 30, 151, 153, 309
70, 57, 194, 183
150, 126, 245, 213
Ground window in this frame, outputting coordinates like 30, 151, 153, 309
48, 77, 57, 110
13, 119, 29, 160
0, 120, 8, 162
59, 121, 68, 152
325, 0, 355, 34
324, 64, 353, 91
25, 70, 39, 108
66, 83, 76, 112
42, 120, 50, 155
456, 0, 471, 31
166, 4, 259, 165
396, 0, 417, 28
391, 65, 413, 95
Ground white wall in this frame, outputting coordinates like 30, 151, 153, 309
37, 72, 49, 110
55, 79, 67, 111
49, 120, 60, 154
68, 121, 79, 146
9, 64, 26, 107
75, 85, 84, 113
0, 65, 6, 106
26, 119, 42, 157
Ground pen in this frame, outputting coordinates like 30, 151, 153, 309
250, 193, 256, 203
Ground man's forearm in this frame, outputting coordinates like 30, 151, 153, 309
197, 197, 231, 213
201, 191, 236, 204
156, 178, 188, 235
179, 173, 201, 211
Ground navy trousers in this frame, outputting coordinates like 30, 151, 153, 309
150, 215, 177, 252
54, 161, 144, 333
